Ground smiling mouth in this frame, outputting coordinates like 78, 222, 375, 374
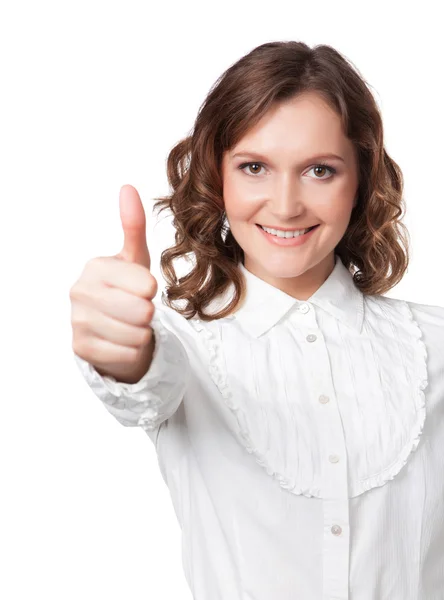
256, 224, 320, 234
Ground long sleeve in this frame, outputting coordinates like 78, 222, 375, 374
73, 301, 190, 441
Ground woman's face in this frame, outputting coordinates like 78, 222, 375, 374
221, 92, 359, 298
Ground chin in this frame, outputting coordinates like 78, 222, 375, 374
250, 258, 312, 279
270, 265, 313, 279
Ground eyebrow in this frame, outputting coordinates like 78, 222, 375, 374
231, 150, 346, 164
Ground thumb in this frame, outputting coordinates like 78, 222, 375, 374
116, 184, 151, 269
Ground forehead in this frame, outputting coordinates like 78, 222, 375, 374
223, 92, 354, 164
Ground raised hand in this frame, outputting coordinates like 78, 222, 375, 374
70, 185, 158, 383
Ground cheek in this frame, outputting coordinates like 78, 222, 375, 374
223, 177, 257, 221
315, 196, 355, 224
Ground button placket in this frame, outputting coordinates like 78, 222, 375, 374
297, 305, 350, 598
324, 497, 350, 599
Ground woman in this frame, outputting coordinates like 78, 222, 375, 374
70, 41, 444, 599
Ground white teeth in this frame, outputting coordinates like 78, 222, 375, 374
261, 225, 312, 238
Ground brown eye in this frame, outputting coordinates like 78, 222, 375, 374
307, 164, 336, 180
314, 166, 327, 177
239, 162, 265, 176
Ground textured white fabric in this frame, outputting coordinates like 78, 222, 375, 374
74, 254, 444, 600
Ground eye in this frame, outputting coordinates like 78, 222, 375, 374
238, 161, 337, 179
307, 163, 337, 180
238, 162, 266, 176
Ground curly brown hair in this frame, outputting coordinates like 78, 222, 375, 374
152, 40, 410, 322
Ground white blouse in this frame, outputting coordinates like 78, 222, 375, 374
74, 254, 444, 600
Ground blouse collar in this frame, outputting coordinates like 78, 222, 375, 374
227, 254, 365, 338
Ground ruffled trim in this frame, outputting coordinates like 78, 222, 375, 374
190, 297, 429, 499
189, 317, 315, 497
357, 299, 428, 494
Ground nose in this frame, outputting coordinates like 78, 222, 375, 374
270, 174, 306, 220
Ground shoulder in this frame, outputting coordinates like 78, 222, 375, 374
377, 295, 444, 355
364, 293, 444, 346
370, 293, 444, 326
406, 299, 444, 354
406, 299, 444, 327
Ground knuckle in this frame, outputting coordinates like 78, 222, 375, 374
130, 346, 141, 362
142, 301, 155, 325
72, 335, 91, 359
71, 278, 94, 305
84, 256, 107, 280
139, 327, 153, 347
120, 346, 139, 364
71, 288, 93, 316
71, 312, 89, 330
149, 274, 158, 296
141, 272, 158, 297
83, 257, 97, 276
87, 256, 104, 269
69, 285, 78, 301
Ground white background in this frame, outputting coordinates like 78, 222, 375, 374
1, 1, 442, 598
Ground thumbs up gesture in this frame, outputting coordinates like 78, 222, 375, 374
70, 185, 158, 384
116, 184, 152, 269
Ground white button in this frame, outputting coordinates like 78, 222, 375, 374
331, 525, 342, 536
299, 303, 310, 314
319, 395, 330, 404
329, 454, 340, 463
306, 334, 317, 342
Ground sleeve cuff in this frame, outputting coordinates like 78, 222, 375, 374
73, 307, 190, 431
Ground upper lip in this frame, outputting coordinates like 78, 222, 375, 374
258, 223, 319, 231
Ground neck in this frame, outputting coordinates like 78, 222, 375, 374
243, 253, 336, 301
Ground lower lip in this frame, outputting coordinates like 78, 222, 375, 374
256, 224, 320, 246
